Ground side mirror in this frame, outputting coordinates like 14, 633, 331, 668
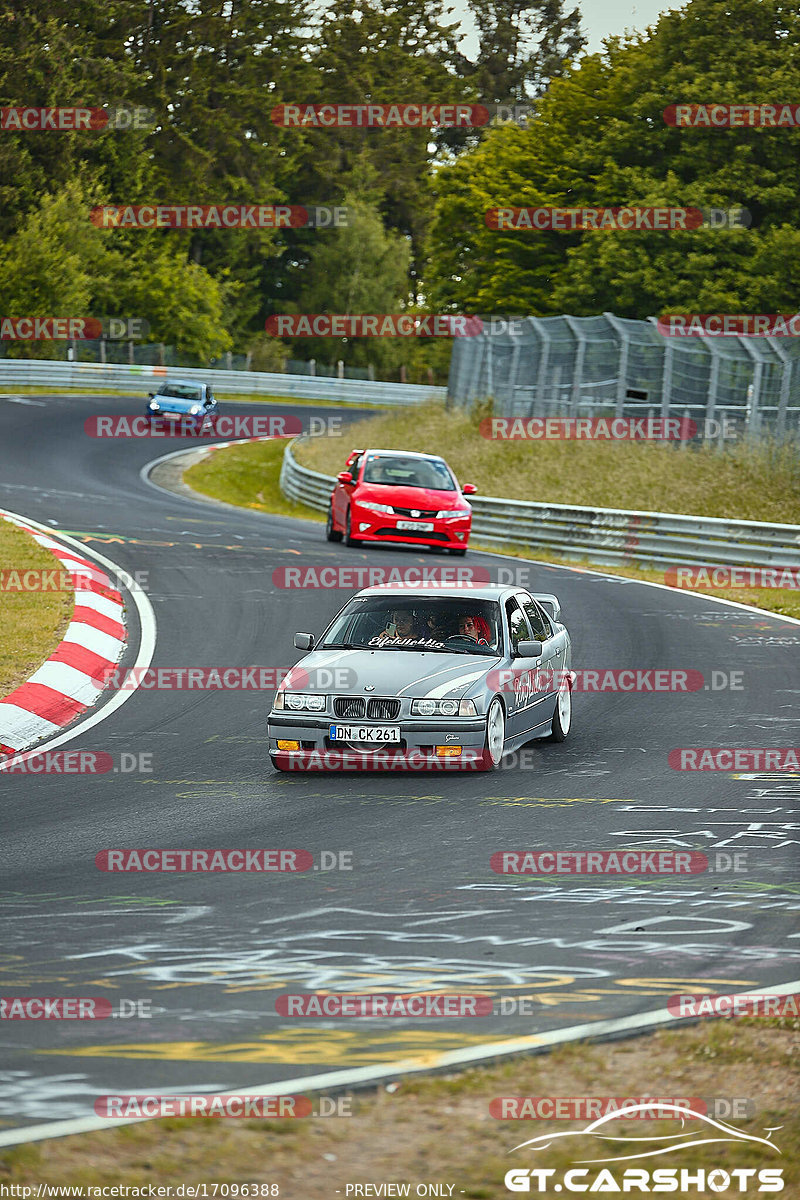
204, 398, 213, 407
294, 632, 314, 651
148, 392, 155, 399
337, 471, 353, 484
462, 483, 477, 495
515, 639, 542, 659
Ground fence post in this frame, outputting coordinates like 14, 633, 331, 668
128, 339, 134, 366
564, 316, 586, 415
603, 313, 628, 416
531, 318, 550, 418
770, 338, 792, 438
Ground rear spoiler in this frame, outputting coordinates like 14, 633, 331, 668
532, 593, 561, 622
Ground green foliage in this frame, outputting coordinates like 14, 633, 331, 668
426, 0, 800, 317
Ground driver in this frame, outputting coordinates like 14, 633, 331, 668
456, 613, 492, 645
380, 608, 419, 640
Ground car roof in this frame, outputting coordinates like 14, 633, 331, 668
356, 584, 518, 601
156, 379, 204, 389
361, 449, 447, 462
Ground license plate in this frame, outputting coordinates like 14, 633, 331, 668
396, 520, 434, 531
329, 725, 401, 743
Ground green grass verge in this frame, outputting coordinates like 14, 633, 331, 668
0, 518, 74, 699
183, 437, 324, 522
183, 416, 800, 622
297, 401, 800, 524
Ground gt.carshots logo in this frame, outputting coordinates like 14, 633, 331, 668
272, 565, 490, 588
84, 415, 302, 438
503, 1103, 784, 1193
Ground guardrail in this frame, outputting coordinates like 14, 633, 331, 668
0, 359, 446, 407
280, 438, 800, 570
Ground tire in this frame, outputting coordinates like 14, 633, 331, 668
449, 546, 467, 556
477, 697, 506, 771
548, 677, 572, 742
345, 509, 362, 547
326, 504, 343, 542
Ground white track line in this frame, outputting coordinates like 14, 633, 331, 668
0, 979, 797, 1148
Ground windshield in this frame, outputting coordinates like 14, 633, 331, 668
159, 384, 203, 400
321, 597, 502, 655
362, 455, 456, 491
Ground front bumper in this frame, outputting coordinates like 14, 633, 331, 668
350, 514, 471, 548
267, 714, 486, 770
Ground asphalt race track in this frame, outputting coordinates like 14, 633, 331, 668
1, 392, 798, 1133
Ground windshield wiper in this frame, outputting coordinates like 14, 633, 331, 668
321, 642, 361, 650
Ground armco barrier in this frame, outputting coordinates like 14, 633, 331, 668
0, 359, 446, 407
279, 439, 800, 570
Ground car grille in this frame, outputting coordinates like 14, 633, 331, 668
376, 527, 450, 541
367, 698, 400, 720
333, 696, 366, 718
392, 506, 439, 518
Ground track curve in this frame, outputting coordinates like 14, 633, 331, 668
1, 392, 798, 1134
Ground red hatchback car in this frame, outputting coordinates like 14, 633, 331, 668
326, 449, 476, 554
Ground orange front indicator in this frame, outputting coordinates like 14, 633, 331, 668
277, 740, 301, 751
435, 746, 462, 757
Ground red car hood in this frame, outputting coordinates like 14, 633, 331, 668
358, 484, 467, 511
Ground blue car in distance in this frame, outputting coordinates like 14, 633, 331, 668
146, 380, 217, 427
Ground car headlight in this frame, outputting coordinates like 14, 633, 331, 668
283, 692, 326, 711
189, 404, 203, 415
359, 502, 394, 514
148, 401, 160, 410
436, 508, 470, 519
412, 698, 464, 716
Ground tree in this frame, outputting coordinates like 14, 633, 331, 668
425, 0, 800, 319
469, 0, 584, 106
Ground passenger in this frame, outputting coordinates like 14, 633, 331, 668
380, 609, 419, 640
